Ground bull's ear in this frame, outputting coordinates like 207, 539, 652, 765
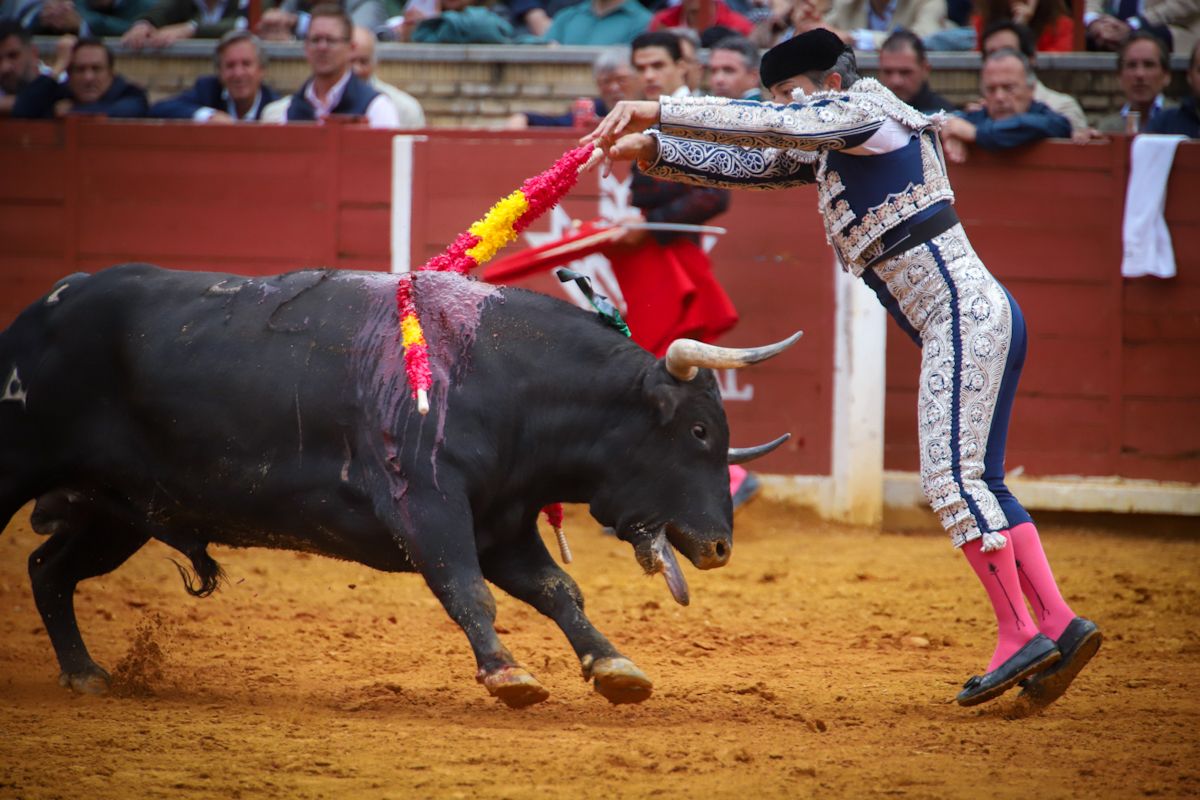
643, 369, 684, 425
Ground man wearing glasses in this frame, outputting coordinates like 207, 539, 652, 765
271, 3, 399, 127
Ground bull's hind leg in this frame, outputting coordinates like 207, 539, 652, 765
28, 504, 149, 694
480, 535, 653, 705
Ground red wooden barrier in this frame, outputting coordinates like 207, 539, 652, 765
0, 119, 1196, 484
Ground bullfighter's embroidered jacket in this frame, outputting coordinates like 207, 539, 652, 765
643, 78, 953, 276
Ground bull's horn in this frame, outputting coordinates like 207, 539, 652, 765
664, 331, 803, 381
728, 433, 790, 465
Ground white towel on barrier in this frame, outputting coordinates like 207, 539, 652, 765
1121, 134, 1187, 279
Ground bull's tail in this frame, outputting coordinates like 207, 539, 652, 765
168, 546, 225, 598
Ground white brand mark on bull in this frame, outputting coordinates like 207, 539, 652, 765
2, 367, 28, 408
45, 284, 69, 305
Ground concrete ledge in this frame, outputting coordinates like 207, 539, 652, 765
884, 470, 1200, 516
761, 470, 1200, 520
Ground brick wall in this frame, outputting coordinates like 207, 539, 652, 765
34, 39, 1194, 129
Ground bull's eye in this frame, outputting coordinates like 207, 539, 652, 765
691, 423, 707, 441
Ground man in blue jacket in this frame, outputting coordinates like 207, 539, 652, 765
150, 30, 277, 122
1146, 39, 1199, 137
939, 48, 1071, 163
12, 35, 147, 118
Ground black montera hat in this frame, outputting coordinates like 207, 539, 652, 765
759, 28, 847, 89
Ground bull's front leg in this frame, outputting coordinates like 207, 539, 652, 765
405, 515, 550, 709
479, 533, 654, 705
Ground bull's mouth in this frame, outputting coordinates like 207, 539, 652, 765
624, 525, 690, 607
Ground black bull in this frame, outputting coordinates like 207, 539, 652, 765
0, 264, 798, 708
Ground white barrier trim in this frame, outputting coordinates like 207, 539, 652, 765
390, 135, 416, 274
827, 260, 887, 526
762, 472, 1200, 518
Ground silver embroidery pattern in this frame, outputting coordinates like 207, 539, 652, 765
655, 82, 952, 275
873, 226, 1014, 547
648, 133, 819, 189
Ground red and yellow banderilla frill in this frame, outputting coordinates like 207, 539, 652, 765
394, 143, 595, 561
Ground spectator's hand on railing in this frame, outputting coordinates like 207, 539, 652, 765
939, 117, 976, 165
1087, 15, 1130, 49
149, 22, 196, 47
1070, 127, 1106, 144
121, 20, 155, 49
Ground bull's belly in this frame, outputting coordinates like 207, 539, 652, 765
200, 523, 418, 573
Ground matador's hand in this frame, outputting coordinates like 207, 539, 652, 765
580, 100, 661, 149
581, 133, 658, 177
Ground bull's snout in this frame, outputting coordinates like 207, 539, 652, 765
695, 538, 731, 569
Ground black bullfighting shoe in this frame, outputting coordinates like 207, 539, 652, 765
1018, 617, 1102, 707
956, 633, 1061, 707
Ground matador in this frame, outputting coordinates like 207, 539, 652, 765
584, 27, 1101, 709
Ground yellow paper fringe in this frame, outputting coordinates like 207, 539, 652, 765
466, 190, 529, 265
400, 314, 427, 348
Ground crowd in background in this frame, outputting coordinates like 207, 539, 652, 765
0, 0, 1197, 136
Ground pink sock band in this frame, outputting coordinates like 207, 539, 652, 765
962, 537, 1038, 671
1008, 521, 1076, 641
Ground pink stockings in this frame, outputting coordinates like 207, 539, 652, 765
729, 464, 747, 495
962, 522, 1075, 670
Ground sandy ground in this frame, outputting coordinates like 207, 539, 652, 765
1, 499, 1197, 800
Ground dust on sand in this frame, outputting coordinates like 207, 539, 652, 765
1, 501, 1197, 799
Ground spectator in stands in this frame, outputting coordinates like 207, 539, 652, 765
707, 34, 763, 99
398, 0, 515, 43
120, 0, 249, 48
972, 0, 1075, 52
1146, 37, 1199, 134
1097, 31, 1174, 131
980, 20, 1088, 133
349, 24, 424, 126
648, 0, 755, 38
878, 29, 956, 111
14, 34, 148, 117
823, 0, 952, 51
541, 0, 652, 45
0, 21, 46, 115
263, 4, 399, 127
149, 30, 276, 121
506, 0, 574, 38
257, 0, 386, 42
671, 25, 705, 92
505, 46, 634, 128
751, 0, 830, 47
30, 0, 157, 36
1085, 0, 1199, 54
939, 47, 1070, 162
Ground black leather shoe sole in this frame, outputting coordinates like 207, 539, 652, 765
1018, 625, 1102, 707
957, 634, 1061, 707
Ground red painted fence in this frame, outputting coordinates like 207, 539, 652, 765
1, 119, 1196, 484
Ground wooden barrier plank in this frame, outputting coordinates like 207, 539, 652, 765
1120, 398, 1200, 481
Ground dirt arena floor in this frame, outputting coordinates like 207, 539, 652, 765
1, 499, 1197, 800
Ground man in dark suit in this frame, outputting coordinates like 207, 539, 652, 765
13, 35, 147, 118
150, 30, 277, 121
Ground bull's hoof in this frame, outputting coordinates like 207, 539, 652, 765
58, 666, 111, 695
478, 666, 549, 709
588, 657, 653, 705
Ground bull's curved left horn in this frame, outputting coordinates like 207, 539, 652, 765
729, 433, 790, 465
665, 331, 803, 381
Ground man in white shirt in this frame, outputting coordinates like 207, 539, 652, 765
263, 4, 399, 128
349, 24, 424, 128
